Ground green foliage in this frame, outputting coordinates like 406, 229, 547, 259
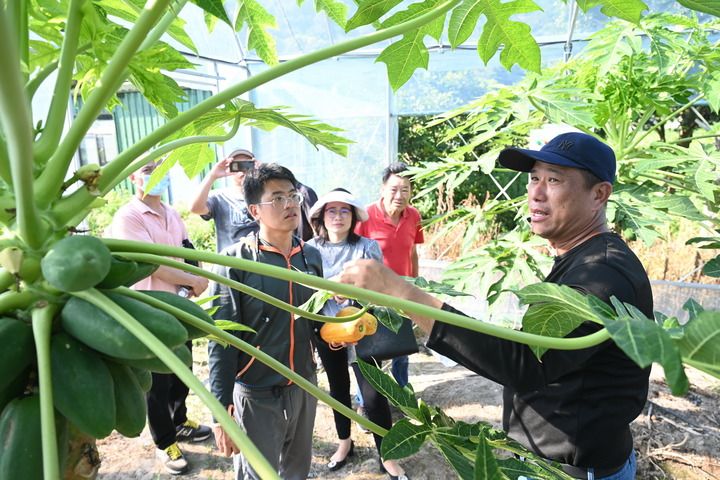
3, 1, 720, 478
357, 358, 574, 479
418, 13, 720, 299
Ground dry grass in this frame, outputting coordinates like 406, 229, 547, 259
422, 218, 719, 284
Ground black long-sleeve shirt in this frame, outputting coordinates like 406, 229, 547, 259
427, 233, 653, 470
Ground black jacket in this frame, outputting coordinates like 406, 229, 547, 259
428, 233, 653, 470
208, 233, 323, 407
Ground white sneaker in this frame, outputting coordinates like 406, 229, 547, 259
156, 442, 188, 475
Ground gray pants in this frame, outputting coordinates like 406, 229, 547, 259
232, 377, 317, 480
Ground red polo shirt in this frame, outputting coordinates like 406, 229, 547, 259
356, 201, 424, 276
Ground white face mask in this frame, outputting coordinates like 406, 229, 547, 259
143, 174, 169, 196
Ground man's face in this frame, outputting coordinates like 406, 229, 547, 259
249, 179, 301, 233
381, 174, 412, 212
527, 161, 604, 246
131, 162, 157, 192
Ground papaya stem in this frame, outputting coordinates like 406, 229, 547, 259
100, 115, 242, 197
0, 6, 46, 249
32, 303, 62, 480
102, 239, 612, 350
95, 0, 460, 196
54, 117, 243, 226
33, 0, 86, 165
114, 252, 370, 323
139, 0, 189, 51
34, 0, 173, 210
114, 286, 386, 436
73, 289, 280, 480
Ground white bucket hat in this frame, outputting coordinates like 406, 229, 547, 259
309, 189, 368, 222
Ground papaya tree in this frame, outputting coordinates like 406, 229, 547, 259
410, 12, 720, 304
1, 1, 719, 480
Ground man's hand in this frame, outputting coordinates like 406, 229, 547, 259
187, 274, 209, 297
337, 259, 443, 334
212, 424, 240, 456
213, 405, 241, 456
336, 259, 408, 297
210, 158, 234, 180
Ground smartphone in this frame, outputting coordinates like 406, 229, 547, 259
229, 160, 255, 172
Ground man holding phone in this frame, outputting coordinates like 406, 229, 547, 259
190, 148, 259, 252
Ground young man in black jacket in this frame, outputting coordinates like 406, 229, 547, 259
208, 163, 323, 480
338, 132, 652, 480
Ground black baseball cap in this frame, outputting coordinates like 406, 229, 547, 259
498, 132, 616, 184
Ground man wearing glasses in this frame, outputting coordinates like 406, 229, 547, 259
208, 163, 324, 480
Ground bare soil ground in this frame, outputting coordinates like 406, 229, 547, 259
97, 343, 720, 480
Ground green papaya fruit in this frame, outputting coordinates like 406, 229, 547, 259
131, 367, 153, 392
51, 333, 116, 439
41, 235, 112, 292
106, 362, 147, 437
61, 292, 188, 360
136, 290, 215, 339
96, 256, 138, 289
0, 395, 69, 479
0, 367, 29, 413
117, 343, 192, 374
0, 317, 34, 393
123, 261, 159, 287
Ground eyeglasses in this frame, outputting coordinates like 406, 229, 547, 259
256, 192, 304, 209
325, 207, 352, 218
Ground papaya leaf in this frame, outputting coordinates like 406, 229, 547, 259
380, 418, 432, 460
357, 358, 417, 410
297, 290, 334, 318
299, 0, 348, 28
213, 319, 255, 333
447, 0, 484, 47
346, 0, 403, 31
682, 298, 704, 322
372, 305, 405, 332
702, 70, 720, 113
377, 31, 430, 90
603, 298, 689, 395
178, 142, 217, 180
676, 310, 720, 381
676, 0, 720, 17
497, 457, 558, 480
409, 276, 470, 297
686, 237, 720, 249
232, 100, 352, 156
474, 428, 507, 480
522, 302, 586, 358
576, 0, 647, 24
434, 435, 475, 480
702, 256, 720, 278
235, 0, 278, 65
100, 0, 197, 53
418, 399, 434, 425
190, 0, 232, 26
375, 0, 447, 90
476, 0, 542, 73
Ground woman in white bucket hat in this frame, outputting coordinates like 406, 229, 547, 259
307, 189, 410, 480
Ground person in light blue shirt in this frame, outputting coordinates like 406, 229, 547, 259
307, 188, 410, 480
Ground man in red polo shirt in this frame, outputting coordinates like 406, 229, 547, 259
356, 162, 424, 387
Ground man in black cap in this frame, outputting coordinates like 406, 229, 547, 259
337, 132, 652, 480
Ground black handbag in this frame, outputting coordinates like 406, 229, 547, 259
355, 316, 418, 363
